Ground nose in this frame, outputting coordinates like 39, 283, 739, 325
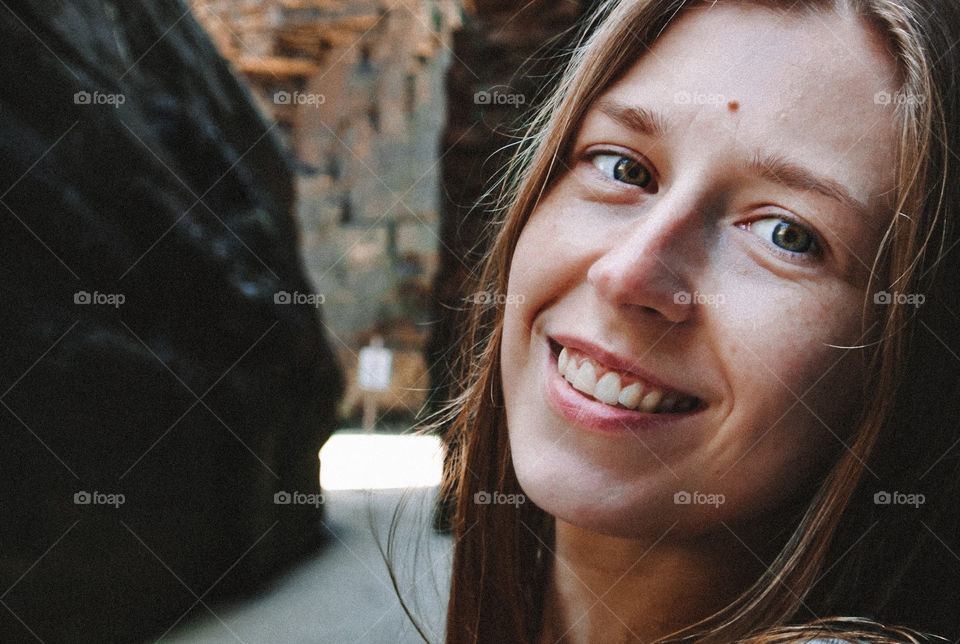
586, 194, 704, 323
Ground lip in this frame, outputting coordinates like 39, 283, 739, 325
544, 335, 706, 434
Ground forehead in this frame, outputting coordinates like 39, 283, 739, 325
595, 3, 900, 218
634, 4, 896, 110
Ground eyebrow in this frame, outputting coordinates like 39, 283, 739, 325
594, 99, 870, 222
746, 153, 871, 222
596, 99, 667, 139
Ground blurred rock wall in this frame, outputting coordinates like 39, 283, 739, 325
191, 0, 462, 424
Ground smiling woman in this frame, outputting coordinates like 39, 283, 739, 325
429, 0, 960, 643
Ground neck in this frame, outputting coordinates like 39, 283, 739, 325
539, 519, 766, 643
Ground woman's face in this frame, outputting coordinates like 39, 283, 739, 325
501, 4, 899, 538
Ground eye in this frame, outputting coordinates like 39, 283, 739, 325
746, 217, 818, 254
591, 153, 655, 189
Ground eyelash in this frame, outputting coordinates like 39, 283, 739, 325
585, 150, 659, 192
738, 215, 823, 262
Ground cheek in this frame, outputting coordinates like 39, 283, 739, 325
717, 286, 868, 479
500, 227, 541, 362
723, 280, 867, 389
508, 201, 574, 284
502, 200, 587, 338
500, 214, 557, 395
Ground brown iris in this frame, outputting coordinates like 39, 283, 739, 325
613, 157, 652, 187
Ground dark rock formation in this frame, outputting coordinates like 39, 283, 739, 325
0, 1, 343, 641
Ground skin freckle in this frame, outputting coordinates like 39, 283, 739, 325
727, 100, 739, 112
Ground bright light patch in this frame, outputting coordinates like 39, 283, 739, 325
319, 432, 444, 490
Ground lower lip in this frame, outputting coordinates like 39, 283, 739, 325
544, 341, 704, 434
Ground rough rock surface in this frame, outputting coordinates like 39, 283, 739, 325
0, 1, 343, 641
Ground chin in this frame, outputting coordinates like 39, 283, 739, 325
510, 450, 673, 538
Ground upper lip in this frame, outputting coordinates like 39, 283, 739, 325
549, 334, 700, 400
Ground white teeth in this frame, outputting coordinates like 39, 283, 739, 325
639, 389, 662, 413
617, 382, 643, 409
557, 347, 570, 375
571, 361, 597, 396
558, 346, 697, 414
594, 372, 622, 405
563, 355, 579, 380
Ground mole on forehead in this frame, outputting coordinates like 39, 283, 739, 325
728, 100, 740, 112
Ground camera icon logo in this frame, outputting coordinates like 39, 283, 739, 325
74, 91, 91, 105
674, 291, 692, 305
274, 91, 291, 104
74, 291, 91, 304
874, 291, 892, 305
673, 490, 692, 504
74, 491, 92, 504
467, 291, 494, 305
674, 91, 692, 105
873, 491, 892, 505
274, 291, 292, 304
473, 491, 492, 505
474, 91, 491, 105
274, 491, 292, 504
874, 90, 891, 105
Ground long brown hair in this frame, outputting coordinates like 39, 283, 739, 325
439, 0, 960, 641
